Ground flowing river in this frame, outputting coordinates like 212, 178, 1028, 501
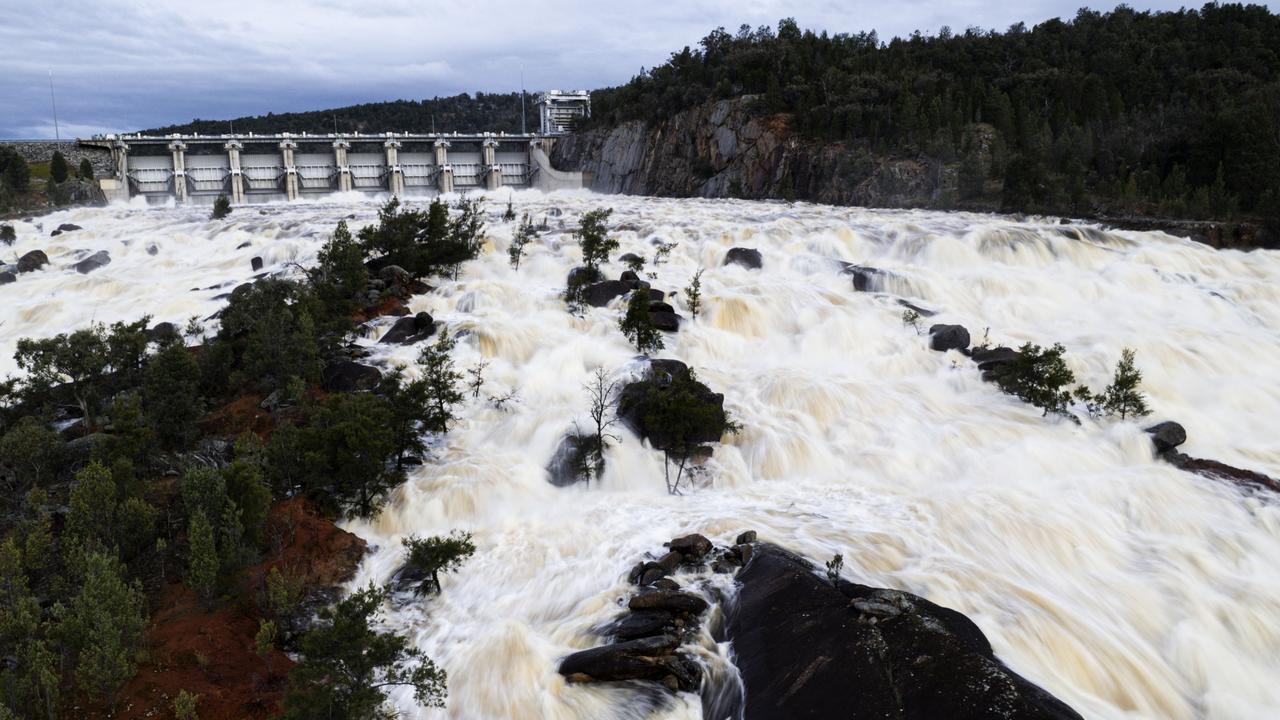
3, 192, 1279, 719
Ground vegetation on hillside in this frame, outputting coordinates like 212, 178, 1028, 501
144, 92, 529, 136
587, 5, 1280, 225
0, 197, 488, 718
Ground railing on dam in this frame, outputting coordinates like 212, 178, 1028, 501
80, 131, 584, 203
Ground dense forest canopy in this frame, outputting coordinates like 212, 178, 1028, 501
144, 92, 529, 136
588, 4, 1280, 222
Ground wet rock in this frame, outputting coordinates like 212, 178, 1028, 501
567, 265, 603, 288
651, 577, 681, 592
667, 533, 712, 560
380, 312, 435, 345
649, 311, 682, 332
970, 346, 1021, 381
928, 324, 970, 352
0, 271, 15, 285
321, 360, 382, 393
898, 299, 937, 317
841, 263, 890, 292
723, 543, 1083, 720
146, 243, 159, 256
546, 433, 594, 487
50, 223, 82, 236
640, 566, 668, 586
1145, 421, 1187, 454
604, 610, 678, 640
628, 589, 709, 615
251, 256, 264, 271
558, 634, 691, 686
148, 322, 180, 344
656, 551, 683, 573
584, 279, 630, 307
0, 224, 15, 244
618, 363, 727, 452
620, 269, 642, 286
649, 300, 675, 314
1166, 453, 1280, 494
735, 530, 758, 545
17, 250, 49, 273
72, 250, 111, 274
724, 247, 762, 270
619, 252, 643, 266
236, 241, 252, 250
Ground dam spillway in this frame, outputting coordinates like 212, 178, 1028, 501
77, 132, 586, 204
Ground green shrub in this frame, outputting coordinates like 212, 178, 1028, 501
400, 532, 476, 595
994, 343, 1077, 419
576, 208, 617, 272
619, 291, 663, 354
211, 194, 231, 220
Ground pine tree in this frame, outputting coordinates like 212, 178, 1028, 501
619, 291, 663, 355
994, 343, 1077, 419
53, 551, 147, 710
144, 342, 201, 450
281, 584, 446, 719
79, 158, 94, 181
684, 268, 704, 318
186, 511, 219, 606
1101, 348, 1150, 420
576, 208, 617, 272
400, 532, 476, 595
49, 152, 69, 184
418, 332, 464, 434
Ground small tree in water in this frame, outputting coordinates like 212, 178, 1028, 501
211, 194, 231, 220
825, 553, 844, 584
638, 369, 739, 494
995, 343, 1077, 419
576, 208, 617, 273
580, 367, 621, 482
684, 268, 704, 318
1100, 348, 1150, 420
508, 212, 536, 270
281, 584, 447, 719
401, 532, 477, 595
619, 291, 664, 355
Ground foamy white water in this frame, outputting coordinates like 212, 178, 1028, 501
4, 192, 1280, 719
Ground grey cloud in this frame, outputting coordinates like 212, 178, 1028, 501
1, 0, 1266, 138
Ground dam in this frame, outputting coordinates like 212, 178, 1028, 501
77, 131, 587, 204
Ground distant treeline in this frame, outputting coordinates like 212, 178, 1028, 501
144, 92, 530, 136
587, 4, 1280, 224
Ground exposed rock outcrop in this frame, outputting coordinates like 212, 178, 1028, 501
321, 360, 381, 393
722, 542, 1084, 720
724, 247, 762, 270
551, 98, 943, 208
928, 324, 970, 352
17, 250, 48, 273
379, 311, 435, 345
72, 250, 111, 274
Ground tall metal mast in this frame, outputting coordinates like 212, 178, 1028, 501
521, 65, 527, 135
48, 70, 60, 142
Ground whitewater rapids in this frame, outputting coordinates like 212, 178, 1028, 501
3, 192, 1279, 719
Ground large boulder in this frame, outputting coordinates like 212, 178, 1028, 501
970, 346, 1021, 381
50, 223, 82, 237
379, 312, 435, 345
649, 310, 682, 332
558, 634, 700, 691
72, 250, 111, 274
567, 265, 603, 288
321, 361, 382, 393
546, 433, 593, 487
667, 533, 713, 560
617, 362, 727, 452
584, 280, 631, 307
928, 324, 970, 352
719, 543, 1084, 720
724, 247, 763, 270
1145, 421, 1187, 454
628, 589, 710, 615
840, 262, 891, 292
0, 271, 15, 285
17, 250, 49, 273
603, 610, 679, 641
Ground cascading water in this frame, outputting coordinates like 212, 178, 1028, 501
3, 191, 1279, 719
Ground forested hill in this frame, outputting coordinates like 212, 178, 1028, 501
580, 4, 1280, 227
143, 92, 528, 136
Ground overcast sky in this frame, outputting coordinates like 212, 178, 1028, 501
2, 0, 1271, 138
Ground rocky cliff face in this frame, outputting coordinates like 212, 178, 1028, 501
551, 98, 947, 209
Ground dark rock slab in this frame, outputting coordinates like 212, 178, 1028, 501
628, 589, 709, 615
1168, 454, 1280, 494
650, 310, 682, 332
724, 247, 763, 270
17, 250, 48, 273
722, 543, 1083, 720
584, 280, 630, 307
321, 360, 382, 393
0, 271, 15, 285
928, 324, 970, 352
604, 610, 678, 641
667, 533, 712, 560
72, 250, 111, 274
546, 433, 592, 487
251, 256, 264, 271
380, 312, 435, 345
1145, 421, 1186, 454
51, 223, 82, 236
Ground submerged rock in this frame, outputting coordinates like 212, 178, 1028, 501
723, 543, 1084, 720
584, 279, 630, 307
73, 250, 111, 274
50, 223, 82, 236
0, 271, 15, 285
724, 247, 763, 269
380, 312, 435, 345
